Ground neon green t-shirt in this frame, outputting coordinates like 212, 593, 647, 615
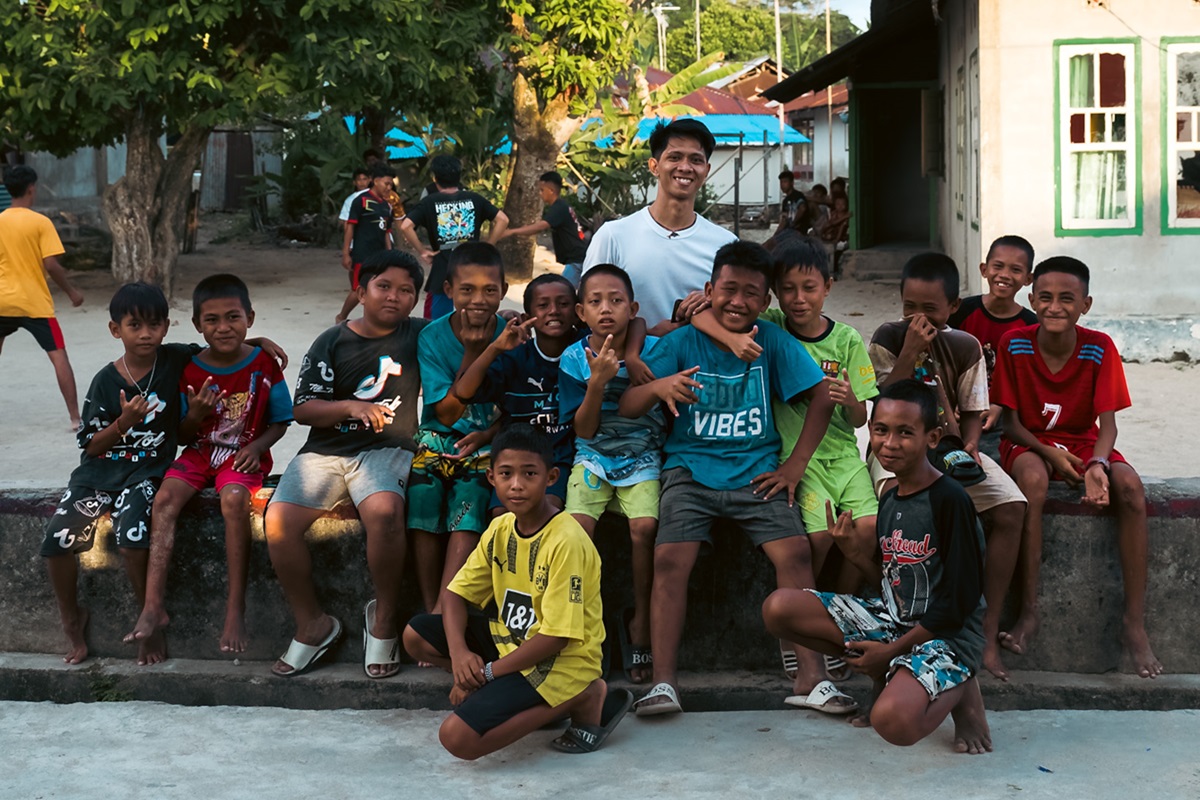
761, 309, 878, 461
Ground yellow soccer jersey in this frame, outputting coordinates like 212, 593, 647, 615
447, 511, 604, 707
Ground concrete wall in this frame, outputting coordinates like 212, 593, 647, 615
973, 0, 1200, 328
2, 482, 1197, 675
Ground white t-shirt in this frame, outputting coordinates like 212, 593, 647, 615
582, 207, 737, 329
338, 189, 368, 222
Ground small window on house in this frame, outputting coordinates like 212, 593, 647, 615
1166, 42, 1200, 231
969, 50, 981, 229
1056, 40, 1139, 233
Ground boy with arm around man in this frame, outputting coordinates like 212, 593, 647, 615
991, 256, 1160, 678
619, 240, 836, 715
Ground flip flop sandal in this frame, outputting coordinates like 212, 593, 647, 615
272, 616, 343, 678
363, 600, 401, 679
550, 688, 635, 754
824, 654, 853, 682
780, 640, 798, 680
633, 682, 682, 717
616, 608, 653, 684
784, 680, 859, 715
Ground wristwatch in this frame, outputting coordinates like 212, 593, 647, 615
1085, 456, 1111, 473
483, 661, 495, 683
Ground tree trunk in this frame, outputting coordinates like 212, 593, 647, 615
500, 73, 582, 281
101, 111, 209, 293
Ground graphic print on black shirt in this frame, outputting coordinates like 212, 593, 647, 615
70, 343, 198, 490
294, 320, 427, 456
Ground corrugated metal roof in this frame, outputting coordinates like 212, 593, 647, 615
588, 114, 809, 148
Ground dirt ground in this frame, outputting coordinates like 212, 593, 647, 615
0, 213, 1194, 487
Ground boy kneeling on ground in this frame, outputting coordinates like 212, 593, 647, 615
403, 424, 632, 760
763, 380, 993, 755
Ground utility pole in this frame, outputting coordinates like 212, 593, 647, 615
694, 0, 701, 61
774, 0, 785, 193
826, 0, 833, 186
652, 4, 680, 71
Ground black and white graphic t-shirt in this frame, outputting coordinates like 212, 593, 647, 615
405, 190, 500, 291
70, 343, 199, 490
294, 320, 427, 456
876, 475, 987, 671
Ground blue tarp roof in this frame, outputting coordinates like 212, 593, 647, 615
588, 114, 810, 149
342, 117, 512, 159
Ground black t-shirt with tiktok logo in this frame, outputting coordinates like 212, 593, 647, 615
293, 319, 428, 457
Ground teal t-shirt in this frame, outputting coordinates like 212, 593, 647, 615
642, 320, 824, 490
761, 309, 878, 462
416, 314, 501, 445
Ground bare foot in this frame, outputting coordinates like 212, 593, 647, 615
1122, 621, 1163, 679
123, 605, 169, 645
999, 610, 1039, 655
137, 629, 167, 666
849, 713, 872, 728
982, 641, 1010, 682
220, 610, 248, 654
951, 679, 993, 754
61, 607, 90, 665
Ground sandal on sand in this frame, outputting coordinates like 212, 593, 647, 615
617, 608, 653, 684
272, 616, 343, 678
780, 640, 798, 680
633, 682, 682, 717
551, 689, 635, 753
824, 654, 853, 682
784, 680, 859, 715
363, 600, 401, 679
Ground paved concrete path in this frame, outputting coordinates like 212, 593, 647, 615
2, 701, 1197, 798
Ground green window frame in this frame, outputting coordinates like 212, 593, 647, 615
1161, 37, 1200, 235
1053, 38, 1142, 237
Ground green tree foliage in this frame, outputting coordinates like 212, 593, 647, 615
0, 0, 493, 287
497, 0, 636, 279
663, 0, 859, 73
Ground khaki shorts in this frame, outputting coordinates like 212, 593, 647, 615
270, 448, 413, 511
868, 450, 1025, 512
564, 465, 660, 520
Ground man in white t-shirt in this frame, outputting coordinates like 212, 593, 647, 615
582, 119, 736, 335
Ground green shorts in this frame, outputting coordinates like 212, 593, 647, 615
796, 456, 878, 533
406, 431, 492, 535
564, 465, 660, 520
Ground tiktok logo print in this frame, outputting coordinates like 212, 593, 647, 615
338, 356, 404, 433
689, 367, 767, 441
880, 514, 938, 624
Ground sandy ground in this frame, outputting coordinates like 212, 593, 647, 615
0, 213, 1194, 487
2, 701, 1198, 799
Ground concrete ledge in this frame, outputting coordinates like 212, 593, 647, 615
2, 653, 1197, 713
1, 479, 1198, 675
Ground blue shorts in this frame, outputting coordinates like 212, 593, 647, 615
807, 590, 974, 699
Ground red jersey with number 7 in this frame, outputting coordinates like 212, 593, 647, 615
991, 324, 1130, 447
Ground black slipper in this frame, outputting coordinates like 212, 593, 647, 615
550, 688, 635, 754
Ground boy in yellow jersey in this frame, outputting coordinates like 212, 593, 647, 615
403, 424, 632, 760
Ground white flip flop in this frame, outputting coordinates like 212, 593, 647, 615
784, 680, 859, 715
363, 599, 401, 679
633, 682, 683, 717
272, 616, 343, 678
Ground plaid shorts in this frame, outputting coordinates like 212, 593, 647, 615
807, 590, 974, 699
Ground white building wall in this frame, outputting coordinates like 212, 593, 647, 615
937, 0, 982, 291
978, 0, 1200, 318
810, 113, 850, 189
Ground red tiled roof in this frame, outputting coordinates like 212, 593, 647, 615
781, 83, 849, 112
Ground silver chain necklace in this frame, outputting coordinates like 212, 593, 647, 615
120, 354, 157, 398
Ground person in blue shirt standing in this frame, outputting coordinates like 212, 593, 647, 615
619, 241, 838, 716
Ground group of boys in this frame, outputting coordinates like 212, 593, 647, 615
20, 118, 1160, 763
